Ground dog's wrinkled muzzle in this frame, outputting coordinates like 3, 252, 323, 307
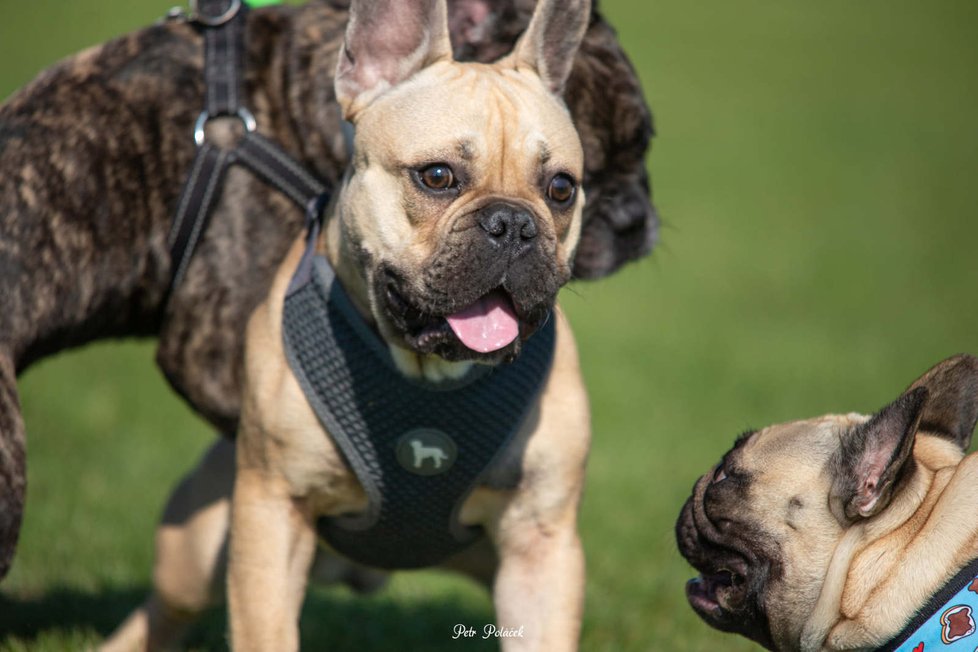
676, 472, 776, 649
377, 199, 562, 363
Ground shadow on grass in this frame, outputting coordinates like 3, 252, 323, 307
0, 585, 148, 639
0, 586, 226, 649
0, 585, 498, 651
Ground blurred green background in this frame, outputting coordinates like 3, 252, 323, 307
2, 0, 977, 650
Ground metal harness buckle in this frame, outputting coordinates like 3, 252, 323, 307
193, 107, 257, 146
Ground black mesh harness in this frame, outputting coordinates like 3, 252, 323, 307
282, 218, 556, 569
167, 1, 557, 569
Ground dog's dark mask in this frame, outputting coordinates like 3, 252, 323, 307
378, 201, 563, 364
676, 435, 781, 650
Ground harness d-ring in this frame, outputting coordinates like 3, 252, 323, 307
190, 0, 242, 26
193, 107, 257, 146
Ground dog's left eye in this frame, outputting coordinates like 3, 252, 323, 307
417, 164, 456, 191
547, 174, 576, 204
712, 465, 728, 484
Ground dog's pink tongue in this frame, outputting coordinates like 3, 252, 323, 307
446, 292, 520, 353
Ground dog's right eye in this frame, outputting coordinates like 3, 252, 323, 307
417, 164, 456, 191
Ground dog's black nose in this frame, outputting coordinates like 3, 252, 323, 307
477, 203, 538, 251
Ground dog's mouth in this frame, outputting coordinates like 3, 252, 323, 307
677, 494, 752, 625
381, 271, 549, 363
683, 557, 776, 651
686, 566, 748, 621
675, 476, 778, 650
442, 290, 520, 353
681, 537, 761, 640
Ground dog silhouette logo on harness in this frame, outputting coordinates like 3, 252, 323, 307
410, 439, 449, 470
396, 429, 458, 476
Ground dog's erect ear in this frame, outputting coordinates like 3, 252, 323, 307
505, 0, 591, 95
444, 3, 657, 279
831, 387, 928, 522
905, 354, 978, 450
335, 0, 453, 118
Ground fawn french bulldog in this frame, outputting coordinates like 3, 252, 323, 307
677, 354, 978, 651
107, 0, 596, 649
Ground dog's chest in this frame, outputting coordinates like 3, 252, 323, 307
281, 253, 555, 569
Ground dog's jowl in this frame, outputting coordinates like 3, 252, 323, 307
676, 354, 978, 652
0, 0, 657, 582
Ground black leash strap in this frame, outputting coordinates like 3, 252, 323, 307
166, 0, 329, 293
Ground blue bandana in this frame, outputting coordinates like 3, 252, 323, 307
880, 559, 978, 652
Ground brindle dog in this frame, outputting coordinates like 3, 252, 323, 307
0, 0, 656, 578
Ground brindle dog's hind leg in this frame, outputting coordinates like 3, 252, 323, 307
0, 353, 25, 579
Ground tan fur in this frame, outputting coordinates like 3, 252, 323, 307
224, 233, 589, 650
694, 413, 978, 652
329, 59, 584, 362
824, 447, 978, 650
224, 51, 591, 645
105, 0, 592, 648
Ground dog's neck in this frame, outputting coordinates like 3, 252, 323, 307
319, 199, 476, 383
803, 437, 977, 651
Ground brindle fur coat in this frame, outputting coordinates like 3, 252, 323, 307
0, 0, 656, 578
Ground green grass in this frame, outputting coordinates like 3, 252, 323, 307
2, 0, 978, 650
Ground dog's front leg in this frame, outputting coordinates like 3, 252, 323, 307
228, 462, 316, 652
491, 511, 585, 651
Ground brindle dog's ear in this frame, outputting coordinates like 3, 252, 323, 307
335, 0, 453, 119
831, 387, 928, 522
905, 354, 978, 450
565, 14, 657, 280
504, 0, 591, 95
